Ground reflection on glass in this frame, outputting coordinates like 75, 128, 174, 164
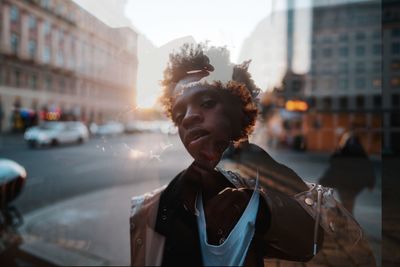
0, 0, 387, 266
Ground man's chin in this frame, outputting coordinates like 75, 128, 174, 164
193, 158, 219, 172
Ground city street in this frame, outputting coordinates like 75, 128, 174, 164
0, 132, 192, 214
0, 132, 381, 265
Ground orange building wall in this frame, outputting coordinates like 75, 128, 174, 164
304, 112, 381, 155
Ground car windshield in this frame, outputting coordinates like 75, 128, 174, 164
0, 0, 389, 266
38, 122, 64, 130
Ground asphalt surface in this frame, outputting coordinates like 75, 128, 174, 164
0, 132, 192, 214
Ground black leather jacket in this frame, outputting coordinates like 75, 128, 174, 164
130, 162, 324, 266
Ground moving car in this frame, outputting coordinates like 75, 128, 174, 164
24, 121, 89, 148
91, 121, 124, 136
125, 120, 177, 135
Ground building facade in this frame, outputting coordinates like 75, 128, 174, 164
383, 0, 400, 154
0, 0, 138, 132
304, 0, 381, 154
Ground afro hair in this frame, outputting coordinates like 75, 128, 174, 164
160, 43, 260, 141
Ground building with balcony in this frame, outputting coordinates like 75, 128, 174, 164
0, 0, 138, 132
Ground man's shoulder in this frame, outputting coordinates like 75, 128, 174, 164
130, 170, 186, 218
130, 185, 167, 218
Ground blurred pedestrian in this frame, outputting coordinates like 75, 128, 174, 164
319, 131, 376, 214
130, 44, 324, 266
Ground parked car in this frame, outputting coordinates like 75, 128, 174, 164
24, 121, 89, 148
92, 121, 124, 136
125, 120, 177, 135
125, 120, 159, 134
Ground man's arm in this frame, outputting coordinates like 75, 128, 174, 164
260, 188, 324, 262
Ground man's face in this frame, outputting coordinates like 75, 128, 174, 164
171, 85, 237, 170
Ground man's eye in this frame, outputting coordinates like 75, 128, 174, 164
174, 114, 184, 124
201, 99, 216, 108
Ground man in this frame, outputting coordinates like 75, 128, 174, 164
130, 44, 323, 266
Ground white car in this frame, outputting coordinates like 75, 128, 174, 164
92, 121, 124, 136
125, 120, 177, 135
24, 121, 89, 148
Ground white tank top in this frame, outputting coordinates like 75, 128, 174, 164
196, 178, 260, 266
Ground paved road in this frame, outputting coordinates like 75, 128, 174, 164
0, 133, 192, 214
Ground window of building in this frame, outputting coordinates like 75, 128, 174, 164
57, 3, 65, 16
10, 5, 19, 22
44, 21, 51, 35
355, 13, 369, 26
339, 33, 348, 42
322, 97, 332, 110
392, 28, 400, 38
41, 0, 51, 9
339, 78, 348, 90
322, 36, 332, 44
390, 112, 400, 127
372, 30, 381, 39
391, 60, 400, 71
311, 49, 316, 59
355, 46, 365, 56
45, 76, 52, 91
339, 46, 348, 57
356, 77, 366, 89
59, 30, 64, 42
339, 62, 348, 74
322, 47, 332, 57
355, 32, 366, 41
373, 95, 381, 108
10, 33, 19, 54
355, 62, 365, 73
311, 79, 317, 92
59, 79, 65, 94
393, 94, 400, 107
30, 74, 38, 89
14, 70, 21, 87
356, 95, 365, 109
392, 43, 400, 54
391, 77, 400, 88
311, 36, 317, 45
43, 46, 51, 63
374, 61, 382, 73
308, 97, 316, 108
339, 97, 348, 109
310, 64, 316, 75
373, 44, 381, 55
28, 40, 37, 58
57, 50, 64, 66
29, 15, 37, 29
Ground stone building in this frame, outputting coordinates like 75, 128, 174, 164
0, 0, 137, 132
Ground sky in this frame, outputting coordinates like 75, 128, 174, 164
73, 0, 367, 108
73, 0, 284, 107
124, 0, 278, 62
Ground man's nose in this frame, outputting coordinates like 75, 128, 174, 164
182, 107, 203, 129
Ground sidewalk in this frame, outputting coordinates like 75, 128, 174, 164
17, 180, 164, 266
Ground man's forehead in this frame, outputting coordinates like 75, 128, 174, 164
171, 85, 219, 110
172, 83, 215, 100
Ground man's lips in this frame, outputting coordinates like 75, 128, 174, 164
184, 129, 209, 147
